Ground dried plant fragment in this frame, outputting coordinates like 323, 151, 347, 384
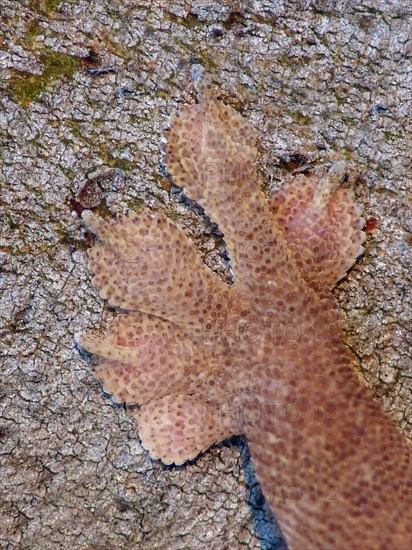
77, 66, 411, 549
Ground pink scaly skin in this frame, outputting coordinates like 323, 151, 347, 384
76, 66, 411, 549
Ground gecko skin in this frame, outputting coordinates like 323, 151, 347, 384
76, 66, 411, 549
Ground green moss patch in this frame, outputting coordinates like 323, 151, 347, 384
29, 0, 61, 14
7, 49, 81, 106
44, 0, 61, 12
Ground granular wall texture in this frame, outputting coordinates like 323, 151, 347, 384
1, 1, 411, 549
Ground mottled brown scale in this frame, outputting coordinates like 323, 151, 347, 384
77, 66, 411, 549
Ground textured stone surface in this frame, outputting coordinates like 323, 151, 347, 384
1, 1, 410, 548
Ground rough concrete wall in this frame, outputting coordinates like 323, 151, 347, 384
1, 1, 410, 548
